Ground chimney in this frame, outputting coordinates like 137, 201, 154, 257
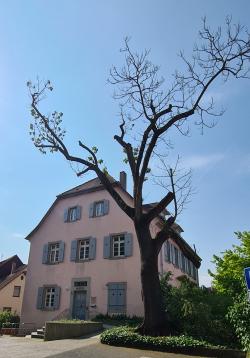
119, 171, 127, 191
11, 262, 16, 274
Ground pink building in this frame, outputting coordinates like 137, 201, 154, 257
21, 173, 201, 329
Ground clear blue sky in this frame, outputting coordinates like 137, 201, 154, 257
0, 0, 250, 286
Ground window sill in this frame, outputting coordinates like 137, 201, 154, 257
76, 258, 91, 262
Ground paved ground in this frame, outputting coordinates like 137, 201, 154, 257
49, 342, 206, 358
0, 334, 99, 358
0, 335, 206, 358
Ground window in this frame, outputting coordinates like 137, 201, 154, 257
174, 247, 179, 268
13, 286, 21, 297
3, 307, 11, 312
181, 252, 185, 272
64, 206, 81, 222
89, 200, 109, 218
94, 201, 104, 217
48, 242, 60, 263
68, 207, 77, 222
78, 239, 90, 260
37, 286, 61, 310
70, 238, 96, 261
103, 233, 133, 259
165, 241, 171, 262
187, 259, 191, 275
44, 287, 56, 308
112, 235, 125, 257
74, 281, 87, 287
43, 241, 65, 264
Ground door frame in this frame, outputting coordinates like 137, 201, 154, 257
70, 277, 91, 320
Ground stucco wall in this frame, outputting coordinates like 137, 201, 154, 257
21, 184, 197, 328
0, 272, 26, 316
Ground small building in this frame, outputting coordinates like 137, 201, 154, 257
0, 255, 27, 315
21, 173, 201, 329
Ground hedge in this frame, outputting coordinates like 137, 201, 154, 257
100, 326, 246, 358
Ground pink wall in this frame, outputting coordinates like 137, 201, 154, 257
21, 185, 197, 328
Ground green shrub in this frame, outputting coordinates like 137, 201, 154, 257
93, 314, 142, 327
160, 274, 237, 347
100, 326, 225, 351
0, 311, 20, 328
227, 293, 250, 351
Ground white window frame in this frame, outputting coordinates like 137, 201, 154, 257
68, 207, 77, 222
13, 285, 21, 297
78, 239, 90, 260
112, 234, 125, 257
44, 287, 56, 308
94, 201, 104, 217
48, 242, 60, 263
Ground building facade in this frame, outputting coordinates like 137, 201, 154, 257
21, 174, 201, 329
0, 255, 27, 315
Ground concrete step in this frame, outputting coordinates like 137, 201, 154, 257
36, 329, 45, 334
31, 332, 44, 339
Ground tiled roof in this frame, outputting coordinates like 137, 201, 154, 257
0, 255, 24, 282
0, 264, 27, 290
57, 176, 117, 198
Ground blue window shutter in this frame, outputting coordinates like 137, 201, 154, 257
89, 237, 96, 260
70, 240, 78, 262
76, 206, 81, 220
64, 209, 69, 222
108, 283, 126, 313
108, 284, 117, 311
36, 287, 44, 309
171, 244, 175, 264
103, 200, 109, 215
58, 241, 65, 262
103, 236, 111, 259
89, 203, 94, 218
42, 244, 49, 264
117, 285, 126, 312
54, 287, 61, 310
164, 242, 167, 262
124, 233, 133, 257
169, 243, 172, 263
183, 256, 186, 272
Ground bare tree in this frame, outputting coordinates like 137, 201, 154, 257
28, 17, 250, 335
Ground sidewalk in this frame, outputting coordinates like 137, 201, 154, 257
0, 334, 99, 358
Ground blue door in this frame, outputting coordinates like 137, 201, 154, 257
72, 291, 86, 320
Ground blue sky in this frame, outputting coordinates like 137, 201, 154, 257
0, 0, 250, 286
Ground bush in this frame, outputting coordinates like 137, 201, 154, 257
100, 326, 226, 352
160, 274, 237, 347
0, 311, 20, 328
227, 294, 250, 351
93, 314, 142, 327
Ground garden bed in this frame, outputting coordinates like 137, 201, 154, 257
100, 326, 246, 358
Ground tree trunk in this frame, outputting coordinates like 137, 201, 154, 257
135, 224, 171, 336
